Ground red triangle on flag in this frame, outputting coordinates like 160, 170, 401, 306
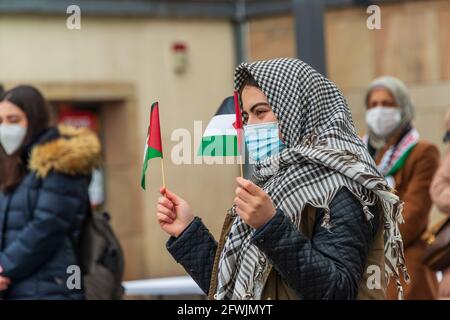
233, 91, 244, 154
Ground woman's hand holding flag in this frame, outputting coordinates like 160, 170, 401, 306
156, 188, 195, 238
234, 177, 276, 230
156, 177, 276, 239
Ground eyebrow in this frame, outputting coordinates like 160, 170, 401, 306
246, 102, 270, 113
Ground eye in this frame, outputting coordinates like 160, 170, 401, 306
6, 115, 22, 123
383, 101, 396, 107
255, 108, 268, 117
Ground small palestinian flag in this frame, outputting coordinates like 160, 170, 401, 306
141, 102, 163, 190
198, 94, 243, 157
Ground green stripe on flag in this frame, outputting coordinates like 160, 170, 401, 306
198, 135, 239, 156
386, 143, 417, 176
147, 147, 163, 159
141, 146, 163, 190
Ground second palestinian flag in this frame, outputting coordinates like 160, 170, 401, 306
198, 96, 241, 157
141, 102, 163, 190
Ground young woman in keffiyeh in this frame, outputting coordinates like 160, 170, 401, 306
157, 58, 408, 300
363, 76, 439, 300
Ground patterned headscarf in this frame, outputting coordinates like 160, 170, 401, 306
216, 58, 408, 300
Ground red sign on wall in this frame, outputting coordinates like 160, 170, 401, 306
58, 105, 99, 132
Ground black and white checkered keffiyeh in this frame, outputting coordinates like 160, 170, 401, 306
215, 58, 408, 300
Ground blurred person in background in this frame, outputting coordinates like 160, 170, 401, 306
430, 109, 450, 299
363, 76, 440, 300
0, 85, 100, 299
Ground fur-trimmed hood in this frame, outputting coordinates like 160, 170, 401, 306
29, 125, 101, 178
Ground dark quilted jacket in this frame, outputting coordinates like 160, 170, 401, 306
167, 187, 379, 300
0, 126, 100, 300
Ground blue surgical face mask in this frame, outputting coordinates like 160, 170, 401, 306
244, 122, 285, 162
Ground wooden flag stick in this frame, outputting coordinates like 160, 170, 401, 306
160, 157, 167, 190
239, 155, 244, 178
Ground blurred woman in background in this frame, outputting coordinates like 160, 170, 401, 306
363, 76, 440, 300
430, 110, 450, 299
0, 85, 100, 299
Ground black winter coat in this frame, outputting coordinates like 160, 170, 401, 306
0, 125, 101, 299
167, 188, 379, 300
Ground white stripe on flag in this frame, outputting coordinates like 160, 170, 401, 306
203, 114, 237, 138
142, 143, 148, 163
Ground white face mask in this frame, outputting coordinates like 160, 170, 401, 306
365, 106, 401, 137
0, 124, 27, 155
